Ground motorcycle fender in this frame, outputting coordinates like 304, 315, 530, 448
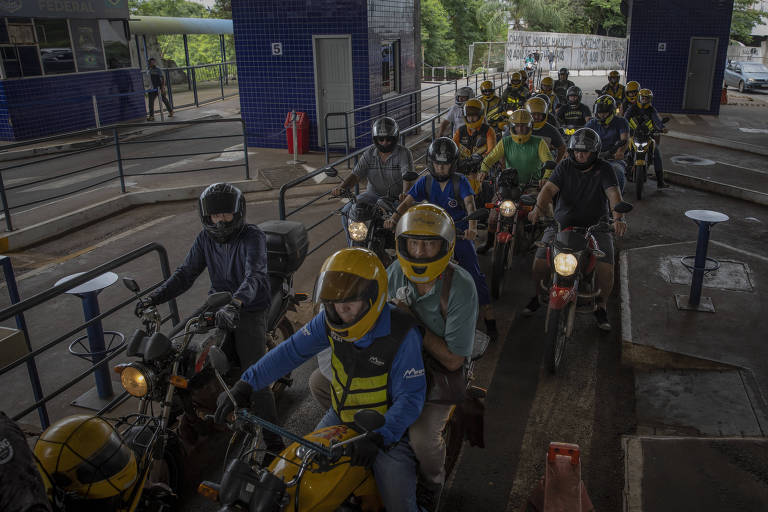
548, 285, 576, 310
270, 425, 379, 510
496, 231, 513, 244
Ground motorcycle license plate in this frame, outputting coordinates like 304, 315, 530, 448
635, 160, 645, 165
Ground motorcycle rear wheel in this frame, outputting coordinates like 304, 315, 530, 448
635, 165, 646, 200
544, 304, 571, 374
490, 240, 509, 299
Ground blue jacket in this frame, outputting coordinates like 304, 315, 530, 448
585, 116, 629, 152
152, 225, 271, 311
241, 304, 426, 445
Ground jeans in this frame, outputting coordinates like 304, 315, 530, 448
653, 146, 664, 183
148, 89, 172, 116
608, 159, 626, 194
453, 238, 491, 305
408, 402, 454, 485
316, 408, 422, 512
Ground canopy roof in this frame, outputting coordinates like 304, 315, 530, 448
129, 16, 233, 36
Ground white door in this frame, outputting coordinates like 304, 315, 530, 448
683, 38, 718, 111
314, 36, 355, 147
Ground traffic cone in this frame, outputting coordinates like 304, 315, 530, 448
720, 84, 728, 105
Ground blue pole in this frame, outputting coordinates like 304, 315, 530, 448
689, 221, 712, 306
79, 291, 114, 399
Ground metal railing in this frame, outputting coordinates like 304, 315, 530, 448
323, 71, 513, 161
0, 242, 179, 428
422, 64, 468, 81
0, 118, 250, 231
143, 61, 238, 111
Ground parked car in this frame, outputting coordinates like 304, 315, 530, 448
724, 60, 768, 93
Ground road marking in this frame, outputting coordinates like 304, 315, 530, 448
302, 164, 327, 185
710, 240, 768, 263
22, 164, 138, 193
714, 160, 768, 175
620, 250, 632, 344
673, 114, 695, 125
142, 159, 194, 174
1, 215, 175, 285
210, 144, 245, 162
738, 127, 768, 134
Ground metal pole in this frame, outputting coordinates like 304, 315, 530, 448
183, 34, 192, 91
688, 221, 712, 306
219, 62, 225, 100
114, 128, 126, 193
287, 111, 305, 165
92, 95, 101, 134
221, 34, 228, 85
191, 67, 199, 107
80, 291, 114, 399
142, 35, 149, 65
0, 171, 13, 231
0, 256, 48, 427
135, 34, 142, 69
158, 88, 165, 122
344, 114, 350, 156
242, 120, 250, 180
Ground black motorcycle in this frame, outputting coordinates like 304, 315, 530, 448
627, 117, 669, 200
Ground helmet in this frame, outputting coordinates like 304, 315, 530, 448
509, 72, 522, 89
395, 204, 455, 284
313, 248, 387, 342
456, 86, 474, 107
608, 70, 620, 84
519, 69, 528, 83
567, 128, 602, 170
593, 95, 616, 125
558, 67, 569, 79
480, 80, 494, 98
199, 182, 246, 243
525, 97, 549, 130
508, 109, 533, 144
638, 88, 653, 108
540, 76, 554, 93
566, 86, 582, 105
463, 98, 485, 130
371, 116, 400, 153
427, 137, 459, 182
34, 415, 138, 500
625, 81, 640, 98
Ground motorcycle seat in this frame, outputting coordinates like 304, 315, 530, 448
266, 273, 287, 330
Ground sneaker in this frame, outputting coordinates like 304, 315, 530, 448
168, 110, 174, 117
594, 306, 611, 331
522, 296, 540, 316
146, 116, 155, 121
416, 480, 443, 512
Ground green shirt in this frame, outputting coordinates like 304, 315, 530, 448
387, 261, 478, 359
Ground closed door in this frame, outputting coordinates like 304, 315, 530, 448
314, 36, 355, 147
683, 38, 718, 110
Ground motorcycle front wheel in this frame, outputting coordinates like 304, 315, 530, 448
544, 304, 571, 374
635, 165, 646, 200
490, 240, 509, 299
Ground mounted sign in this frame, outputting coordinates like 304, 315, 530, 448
658, 43, 667, 52
272, 42, 283, 56
0, 0, 129, 19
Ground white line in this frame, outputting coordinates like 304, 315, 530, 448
302, 164, 327, 185
143, 159, 194, 174
622, 436, 644, 512
674, 114, 695, 126
738, 127, 768, 134
715, 161, 768, 175
702, 116, 721, 127
23, 166, 121, 193
210, 144, 245, 162
710, 240, 768, 263
620, 250, 632, 344
2, 184, 118, 219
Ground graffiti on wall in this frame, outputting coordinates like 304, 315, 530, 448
505, 30, 627, 71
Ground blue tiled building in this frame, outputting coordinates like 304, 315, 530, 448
626, 0, 734, 115
232, 0, 420, 150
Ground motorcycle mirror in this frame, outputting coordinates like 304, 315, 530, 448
206, 292, 232, 310
519, 194, 537, 207
208, 346, 230, 375
324, 167, 339, 178
353, 409, 386, 433
613, 201, 633, 214
403, 171, 418, 182
544, 160, 557, 170
122, 278, 140, 294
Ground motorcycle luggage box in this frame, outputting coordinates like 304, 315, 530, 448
259, 220, 309, 275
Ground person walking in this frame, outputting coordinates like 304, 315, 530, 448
147, 57, 173, 121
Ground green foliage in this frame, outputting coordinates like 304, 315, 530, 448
731, 0, 768, 44
421, 0, 457, 66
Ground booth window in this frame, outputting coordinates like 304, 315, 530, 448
70, 19, 105, 72
100, 20, 131, 69
381, 40, 400, 96
3, 18, 42, 78
36, 19, 75, 75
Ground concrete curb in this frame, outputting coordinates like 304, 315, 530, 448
664, 170, 768, 207
0, 181, 332, 252
665, 130, 768, 157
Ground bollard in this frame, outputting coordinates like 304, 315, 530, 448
287, 110, 305, 165
675, 210, 729, 312
92, 95, 102, 135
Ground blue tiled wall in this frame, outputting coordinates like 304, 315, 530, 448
0, 69, 145, 141
626, 0, 733, 114
232, 0, 419, 150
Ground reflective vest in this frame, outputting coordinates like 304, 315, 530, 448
457, 123, 491, 157
481, 95, 501, 114
329, 308, 415, 427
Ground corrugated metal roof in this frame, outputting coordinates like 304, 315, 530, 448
129, 16, 233, 36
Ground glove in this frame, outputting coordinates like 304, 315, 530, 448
215, 301, 241, 330
214, 380, 252, 424
349, 432, 383, 468
133, 293, 159, 318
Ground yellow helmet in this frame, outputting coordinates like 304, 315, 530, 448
509, 72, 522, 89
625, 81, 640, 102
540, 76, 554, 93
525, 97, 548, 130
508, 109, 533, 144
638, 88, 653, 109
608, 70, 620, 83
480, 80, 494, 97
463, 98, 485, 130
313, 248, 387, 342
395, 204, 455, 284
34, 415, 138, 500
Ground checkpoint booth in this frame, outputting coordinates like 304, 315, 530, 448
0, 0, 143, 141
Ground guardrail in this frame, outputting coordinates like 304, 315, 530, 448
0, 242, 179, 428
0, 118, 250, 231
143, 61, 238, 111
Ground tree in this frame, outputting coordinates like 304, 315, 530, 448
731, 0, 768, 44
567, 0, 626, 36
421, 0, 457, 65
442, 0, 489, 65
478, 0, 568, 35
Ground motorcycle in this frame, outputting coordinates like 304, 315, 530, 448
486, 104, 510, 139
626, 117, 669, 200
532, 201, 633, 374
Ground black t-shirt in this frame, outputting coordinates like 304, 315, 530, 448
556, 104, 591, 127
533, 122, 565, 150
548, 158, 618, 228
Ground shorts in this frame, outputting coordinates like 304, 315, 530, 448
534, 226, 614, 264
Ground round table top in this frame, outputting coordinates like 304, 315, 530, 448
55, 271, 118, 295
685, 210, 729, 224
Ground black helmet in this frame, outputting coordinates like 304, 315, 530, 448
372, 117, 399, 154
559, 67, 569, 78
567, 128, 602, 170
199, 183, 245, 243
566, 86, 582, 105
427, 137, 459, 182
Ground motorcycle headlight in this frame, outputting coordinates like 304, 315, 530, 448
553, 253, 578, 277
506, 110, 514, 116
121, 363, 153, 397
348, 221, 368, 241
499, 200, 517, 217
634, 141, 648, 149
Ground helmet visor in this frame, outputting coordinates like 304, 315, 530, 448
397, 235, 449, 264
481, 88, 494, 96
200, 190, 240, 218
313, 270, 379, 305
465, 106, 483, 118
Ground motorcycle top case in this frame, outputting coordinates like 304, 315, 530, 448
258, 220, 309, 275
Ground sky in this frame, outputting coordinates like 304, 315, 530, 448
189, 0, 216, 7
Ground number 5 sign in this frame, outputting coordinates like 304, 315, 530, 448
271, 42, 283, 56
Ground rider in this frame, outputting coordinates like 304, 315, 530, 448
387, 204, 479, 511
137, 182, 284, 455
453, 98, 497, 195
556, 86, 592, 128
624, 88, 669, 189
480, 79, 502, 114
0, 412, 52, 511
439, 86, 474, 137
215, 247, 427, 512
620, 80, 640, 116
585, 95, 629, 192
553, 67, 575, 105
331, 117, 415, 243
538, 76, 560, 115
524, 128, 628, 331
502, 72, 529, 111
477, 109, 552, 254
526, 96, 566, 163
600, 70, 625, 102
385, 138, 496, 340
